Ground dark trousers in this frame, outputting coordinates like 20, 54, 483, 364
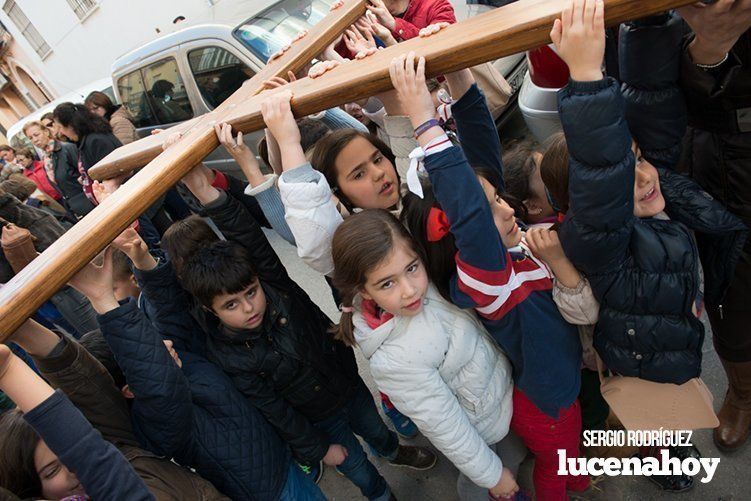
314, 380, 398, 500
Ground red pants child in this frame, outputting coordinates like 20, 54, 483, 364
510, 388, 589, 500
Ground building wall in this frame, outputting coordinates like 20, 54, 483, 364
0, 0, 261, 96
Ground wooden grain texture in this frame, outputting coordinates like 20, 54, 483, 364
89, 0, 367, 180
0, 0, 696, 338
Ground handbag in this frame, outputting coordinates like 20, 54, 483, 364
1, 219, 39, 273
596, 354, 719, 431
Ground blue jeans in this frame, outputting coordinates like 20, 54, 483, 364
278, 460, 327, 501
314, 380, 398, 501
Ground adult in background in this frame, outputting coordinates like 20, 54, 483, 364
0, 146, 22, 181
84, 91, 139, 145
53, 102, 121, 212
40, 112, 63, 142
22, 120, 93, 219
677, 0, 751, 452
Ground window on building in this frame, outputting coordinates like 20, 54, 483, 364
66, 0, 97, 20
3, 1, 51, 58
118, 57, 193, 128
187, 46, 254, 109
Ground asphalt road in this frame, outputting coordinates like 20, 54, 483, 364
268, 229, 751, 501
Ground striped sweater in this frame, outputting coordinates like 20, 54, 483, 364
424, 144, 581, 418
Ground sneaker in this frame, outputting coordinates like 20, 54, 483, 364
388, 445, 437, 470
382, 402, 418, 439
298, 460, 323, 485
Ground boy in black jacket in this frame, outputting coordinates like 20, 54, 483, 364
175, 164, 436, 501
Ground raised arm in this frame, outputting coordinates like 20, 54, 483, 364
446, 69, 504, 182
619, 12, 687, 169
0, 345, 152, 501
552, 0, 634, 275
265, 90, 345, 276
390, 52, 512, 311
67, 244, 194, 457
11, 317, 140, 448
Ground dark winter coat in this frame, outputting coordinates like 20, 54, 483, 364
32, 335, 225, 500
203, 191, 360, 465
78, 132, 122, 172
559, 15, 747, 384
114, 263, 292, 501
49, 140, 94, 217
679, 29, 751, 310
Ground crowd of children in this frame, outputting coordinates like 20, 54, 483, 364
1, 0, 750, 499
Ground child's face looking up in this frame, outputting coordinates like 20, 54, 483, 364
632, 144, 665, 218
210, 279, 267, 330
334, 136, 400, 210
479, 176, 522, 249
360, 237, 429, 317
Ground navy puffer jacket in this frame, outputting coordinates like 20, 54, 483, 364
99, 262, 291, 501
559, 14, 747, 384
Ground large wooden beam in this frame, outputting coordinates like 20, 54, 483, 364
0, 0, 695, 338
89, 0, 368, 180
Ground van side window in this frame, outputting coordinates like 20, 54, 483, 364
142, 58, 194, 125
188, 46, 254, 110
118, 57, 194, 128
118, 70, 156, 128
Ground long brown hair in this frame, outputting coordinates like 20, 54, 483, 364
0, 410, 42, 497
539, 132, 570, 214
309, 129, 397, 212
331, 209, 424, 346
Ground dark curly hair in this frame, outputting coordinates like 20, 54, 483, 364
52, 102, 112, 137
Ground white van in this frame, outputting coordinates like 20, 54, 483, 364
110, 0, 527, 174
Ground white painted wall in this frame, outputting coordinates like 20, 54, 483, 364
0, 0, 266, 96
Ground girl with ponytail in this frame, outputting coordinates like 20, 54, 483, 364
331, 208, 520, 501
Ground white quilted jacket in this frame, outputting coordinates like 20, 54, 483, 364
354, 285, 513, 488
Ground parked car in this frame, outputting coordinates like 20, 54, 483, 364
7, 77, 115, 151
110, 0, 528, 177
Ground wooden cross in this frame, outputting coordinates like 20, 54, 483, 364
0, 0, 694, 338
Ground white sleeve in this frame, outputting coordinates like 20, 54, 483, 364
278, 165, 342, 276
383, 115, 419, 180
371, 360, 503, 489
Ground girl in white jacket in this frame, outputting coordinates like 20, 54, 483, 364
330, 207, 521, 500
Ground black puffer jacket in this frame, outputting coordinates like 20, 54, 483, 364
679, 30, 751, 310
559, 15, 747, 384
203, 191, 359, 465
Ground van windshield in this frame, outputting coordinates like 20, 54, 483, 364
233, 0, 334, 62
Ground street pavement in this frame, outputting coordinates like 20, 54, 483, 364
268, 229, 751, 500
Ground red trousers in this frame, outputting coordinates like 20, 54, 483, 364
510, 388, 589, 500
